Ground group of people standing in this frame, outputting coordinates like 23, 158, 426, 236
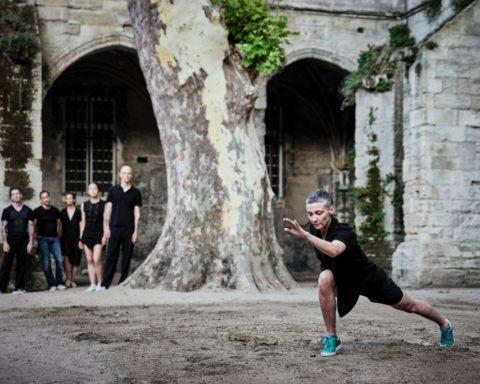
0, 166, 142, 294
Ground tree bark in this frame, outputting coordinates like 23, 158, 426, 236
123, 0, 295, 291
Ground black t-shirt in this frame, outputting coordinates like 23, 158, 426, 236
1, 205, 34, 240
309, 217, 379, 317
34, 206, 61, 237
107, 185, 142, 228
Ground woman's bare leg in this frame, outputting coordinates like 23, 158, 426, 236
93, 244, 104, 286
318, 270, 337, 335
392, 293, 449, 328
64, 256, 72, 282
84, 246, 96, 285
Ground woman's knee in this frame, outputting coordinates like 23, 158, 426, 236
395, 297, 419, 313
318, 271, 335, 294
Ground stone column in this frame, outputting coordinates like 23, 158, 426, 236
392, 2, 480, 287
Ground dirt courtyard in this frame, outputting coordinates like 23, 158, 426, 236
0, 285, 479, 384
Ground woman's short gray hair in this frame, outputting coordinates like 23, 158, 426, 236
306, 189, 334, 207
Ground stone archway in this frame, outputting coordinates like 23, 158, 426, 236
45, 35, 137, 91
41, 45, 167, 277
254, 52, 355, 278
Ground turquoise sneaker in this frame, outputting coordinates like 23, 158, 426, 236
440, 319, 455, 346
321, 334, 342, 356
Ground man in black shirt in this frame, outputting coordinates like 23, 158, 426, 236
0, 188, 34, 294
34, 190, 66, 291
283, 189, 455, 356
103, 165, 142, 288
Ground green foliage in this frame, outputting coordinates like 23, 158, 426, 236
341, 45, 381, 109
425, 0, 474, 22
425, 41, 438, 50
425, 0, 443, 21
383, 173, 404, 213
341, 71, 363, 109
375, 77, 391, 93
0, 32, 38, 63
368, 106, 377, 126
341, 24, 416, 108
4, 170, 33, 200
0, 1, 36, 197
388, 24, 415, 48
451, 0, 475, 13
347, 147, 356, 162
212, 0, 295, 75
0, 7, 24, 30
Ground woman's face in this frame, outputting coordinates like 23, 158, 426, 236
88, 183, 99, 198
306, 201, 335, 231
65, 194, 75, 206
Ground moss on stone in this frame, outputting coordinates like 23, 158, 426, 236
4, 170, 33, 200
0, 1, 36, 198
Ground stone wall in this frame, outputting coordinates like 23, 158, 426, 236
407, 0, 457, 43
392, 2, 480, 287
1, 1, 163, 266
35, 0, 133, 83
1, 0, 479, 286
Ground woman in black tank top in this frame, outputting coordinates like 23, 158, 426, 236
80, 183, 106, 292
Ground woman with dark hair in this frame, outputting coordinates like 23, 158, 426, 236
80, 182, 106, 292
60, 192, 82, 288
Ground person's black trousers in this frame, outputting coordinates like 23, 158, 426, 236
103, 226, 134, 288
0, 236, 28, 292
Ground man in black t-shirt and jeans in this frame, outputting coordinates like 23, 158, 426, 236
0, 188, 34, 294
284, 189, 455, 356
103, 165, 142, 289
34, 190, 66, 291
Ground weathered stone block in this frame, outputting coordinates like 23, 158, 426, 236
459, 110, 480, 127
433, 93, 471, 109
37, 6, 68, 21
65, 22, 81, 35
36, 0, 69, 6
425, 78, 443, 94
104, 1, 129, 12
69, 0, 102, 10
68, 9, 118, 26
426, 108, 458, 125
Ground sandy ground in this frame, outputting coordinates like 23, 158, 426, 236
0, 285, 479, 384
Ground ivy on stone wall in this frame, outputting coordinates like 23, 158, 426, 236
384, 172, 404, 220
341, 25, 416, 109
388, 24, 416, 49
425, 0, 443, 21
451, 0, 475, 12
0, 0, 38, 199
212, 0, 296, 78
424, 0, 475, 22
349, 107, 389, 244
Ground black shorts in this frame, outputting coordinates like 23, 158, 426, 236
81, 236, 103, 249
360, 267, 403, 306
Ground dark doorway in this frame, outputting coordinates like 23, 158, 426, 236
265, 58, 355, 277
42, 47, 167, 268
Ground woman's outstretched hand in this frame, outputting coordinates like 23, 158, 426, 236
283, 217, 308, 239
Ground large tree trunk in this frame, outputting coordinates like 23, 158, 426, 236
124, 0, 295, 291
